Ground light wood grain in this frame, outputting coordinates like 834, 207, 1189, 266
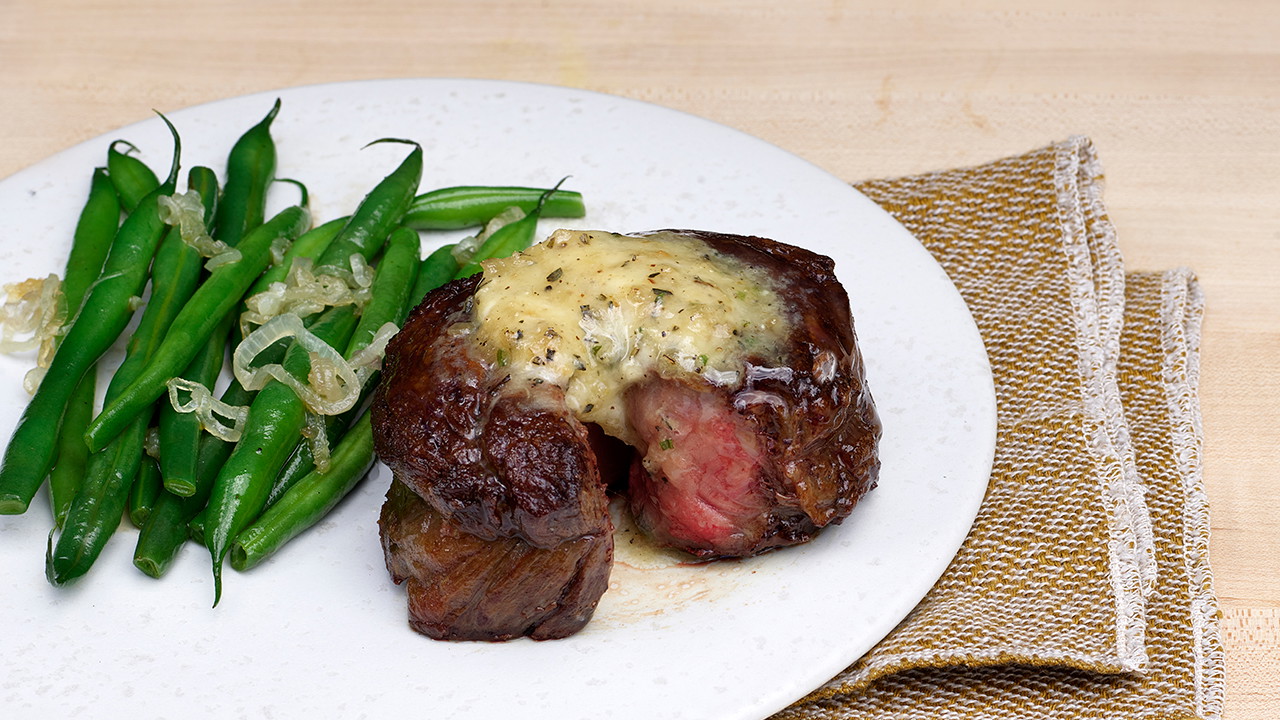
2, 1, 1277, 717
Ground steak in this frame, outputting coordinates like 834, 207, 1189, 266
371, 229, 880, 640
379, 478, 612, 641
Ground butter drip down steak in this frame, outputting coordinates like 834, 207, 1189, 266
371, 229, 881, 640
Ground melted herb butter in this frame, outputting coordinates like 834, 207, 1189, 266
469, 229, 791, 441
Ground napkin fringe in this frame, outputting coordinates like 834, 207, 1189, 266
1158, 271, 1224, 718
1055, 136, 1152, 673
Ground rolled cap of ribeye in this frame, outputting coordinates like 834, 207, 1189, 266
371, 228, 881, 640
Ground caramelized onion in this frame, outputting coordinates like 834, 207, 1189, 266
233, 313, 362, 416
240, 256, 373, 337
159, 191, 242, 270
348, 321, 398, 386
301, 412, 331, 473
451, 206, 525, 265
166, 377, 250, 442
0, 274, 66, 393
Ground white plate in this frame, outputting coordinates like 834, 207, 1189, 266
0, 79, 995, 720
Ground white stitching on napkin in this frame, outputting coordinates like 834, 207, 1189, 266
1056, 136, 1153, 673
1160, 272, 1224, 717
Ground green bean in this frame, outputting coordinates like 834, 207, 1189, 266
171, 376, 261, 554
205, 304, 359, 604
261, 227, 420, 508
409, 243, 460, 307
47, 159, 212, 584
453, 212, 538, 278
188, 507, 208, 546
230, 413, 376, 571
154, 166, 222, 496
134, 167, 214, 328
62, 167, 124, 319
106, 140, 161, 213
0, 114, 181, 516
183, 165, 222, 235
212, 99, 280, 248
128, 454, 162, 528
168, 103, 285, 492
245, 215, 346, 298
83, 203, 312, 452
48, 167, 122, 526
313, 139, 422, 277
157, 312, 231, 497
134, 426, 235, 578
185, 329, 302, 501
348, 226, 420, 355
263, 384, 369, 509
46, 419, 149, 584
132, 486, 190, 578
50, 357, 170, 581
403, 185, 584, 230
454, 181, 567, 278
49, 376, 95, 528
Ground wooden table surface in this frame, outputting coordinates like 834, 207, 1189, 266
3, 1, 1276, 716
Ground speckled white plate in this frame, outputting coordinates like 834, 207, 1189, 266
0, 79, 995, 720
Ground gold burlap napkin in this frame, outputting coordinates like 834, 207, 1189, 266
776, 137, 1223, 719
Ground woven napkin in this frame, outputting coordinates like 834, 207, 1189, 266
775, 137, 1223, 719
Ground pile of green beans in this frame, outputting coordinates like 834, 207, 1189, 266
0, 99, 585, 602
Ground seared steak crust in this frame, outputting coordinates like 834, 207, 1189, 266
373, 274, 615, 640
374, 275, 612, 548
379, 479, 611, 641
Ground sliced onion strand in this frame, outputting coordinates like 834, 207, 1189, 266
233, 314, 362, 416
166, 377, 250, 442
